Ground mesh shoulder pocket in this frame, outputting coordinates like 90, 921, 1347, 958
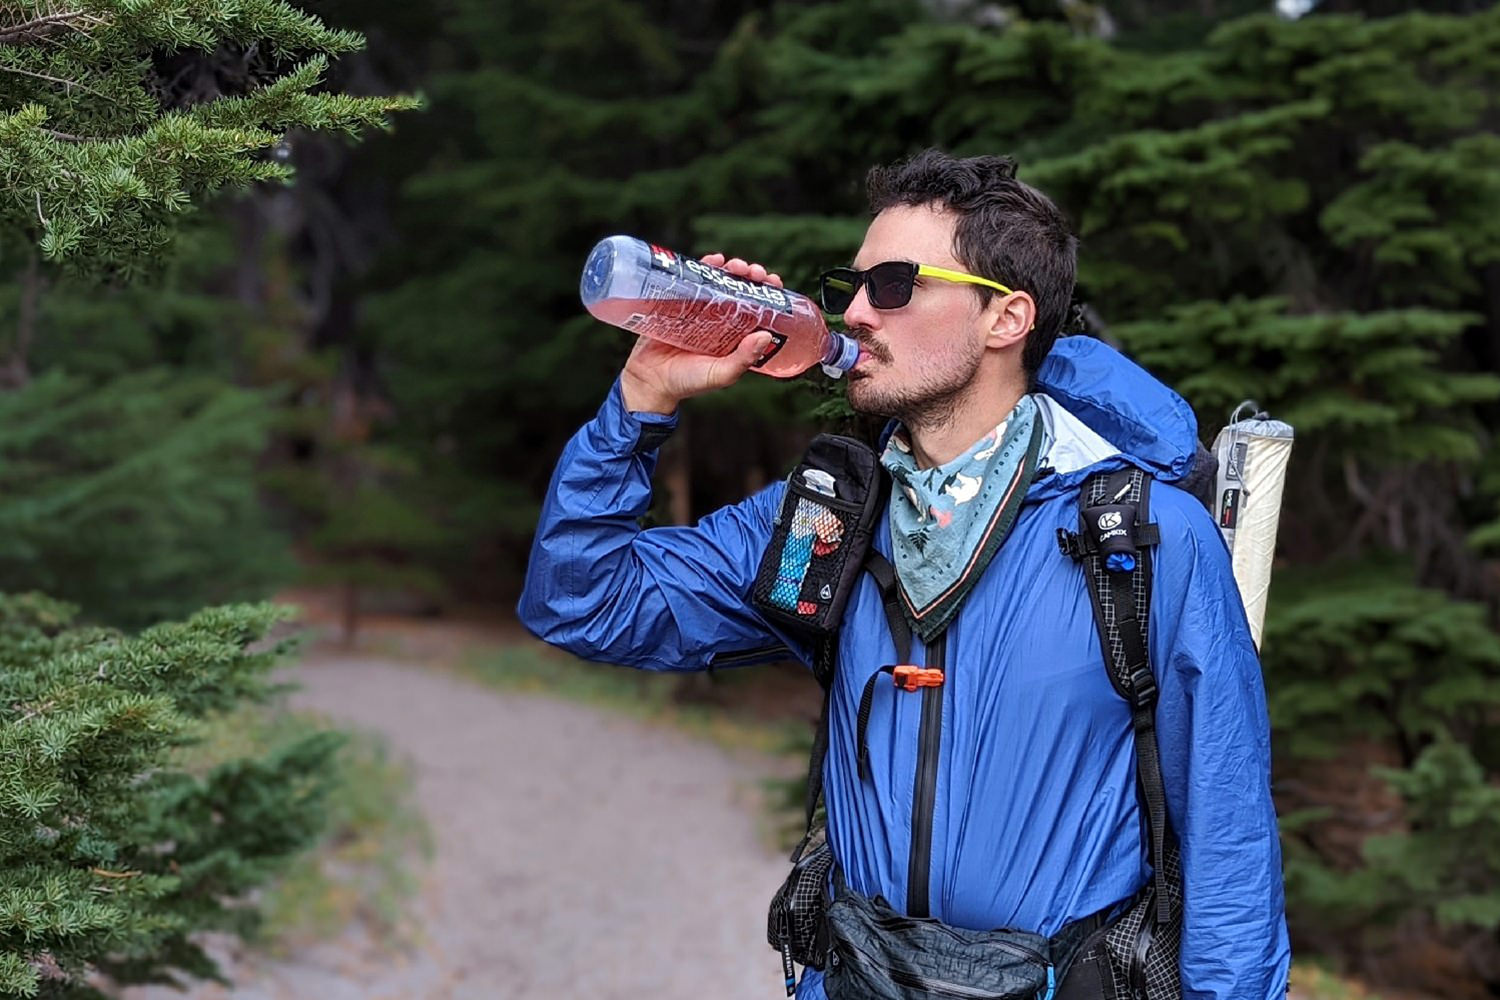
752, 434, 882, 637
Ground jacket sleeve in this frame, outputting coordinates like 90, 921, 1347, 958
1148, 486, 1291, 1000
516, 378, 807, 671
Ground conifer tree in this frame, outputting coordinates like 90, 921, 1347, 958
0, 2, 416, 994
0, 595, 341, 998
0, 0, 423, 625
0, 367, 293, 629
1, 0, 419, 275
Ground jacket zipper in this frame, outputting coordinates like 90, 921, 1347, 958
906, 630, 945, 918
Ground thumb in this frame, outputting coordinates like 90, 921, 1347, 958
723, 330, 777, 377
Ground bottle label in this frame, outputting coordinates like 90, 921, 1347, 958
749, 333, 788, 367
648, 245, 793, 314
592, 242, 804, 362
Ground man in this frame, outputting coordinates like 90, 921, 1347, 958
519, 149, 1290, 999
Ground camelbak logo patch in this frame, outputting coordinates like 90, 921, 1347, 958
1097, 511, 1123, 531
819, 584, 833, 600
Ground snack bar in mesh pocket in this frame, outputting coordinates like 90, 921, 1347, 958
769, 470, 844, 614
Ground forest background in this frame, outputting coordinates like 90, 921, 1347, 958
2, 0, 1499, 997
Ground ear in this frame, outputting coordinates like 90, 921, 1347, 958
983, 291, 1035, 351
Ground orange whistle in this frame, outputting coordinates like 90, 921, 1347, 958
891, 665, 945, 692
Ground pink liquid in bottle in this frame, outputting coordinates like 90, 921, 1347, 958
580, 236, 858, 379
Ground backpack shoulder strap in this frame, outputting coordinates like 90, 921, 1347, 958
798, 542, 904, 847
1059, 465, 1172, 929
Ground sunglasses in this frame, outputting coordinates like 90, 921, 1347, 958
817, 261, 1016, 314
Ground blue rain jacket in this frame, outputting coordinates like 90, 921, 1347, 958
518, 336, 1290, 1000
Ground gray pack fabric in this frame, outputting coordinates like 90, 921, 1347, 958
821, 867, 1056, 1000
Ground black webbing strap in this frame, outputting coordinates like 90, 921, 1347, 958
1109, 553, 1171, 928
855, 666, 896, 782
852, 550, 916, 783
905, 628, 945, 919
799, 548, 907, 841
1086, 467, 1171, 929
801, 636, 836, 836
853, 658, 946, 782
862, 550, 911, 664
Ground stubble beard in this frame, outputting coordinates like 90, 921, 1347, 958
846, 340, 985, 436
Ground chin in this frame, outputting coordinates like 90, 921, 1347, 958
846, 376, 897, 418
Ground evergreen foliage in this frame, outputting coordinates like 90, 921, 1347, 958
0, 594, 340, 999
361, 0, 1500, 989
0, 1, 416, 994
0, 0, 420, 276
0, 368, 292, 629
0, 1, 424, 625
288, 447, 448, 644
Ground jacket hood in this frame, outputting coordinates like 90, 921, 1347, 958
875, 335, 1199, 497
1032, 334, 1198, 489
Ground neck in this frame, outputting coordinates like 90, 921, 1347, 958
907, 377, 1028, 470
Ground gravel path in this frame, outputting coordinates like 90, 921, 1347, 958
125, 652, 795, 1000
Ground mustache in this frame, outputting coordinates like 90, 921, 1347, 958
840, 326, 891, 362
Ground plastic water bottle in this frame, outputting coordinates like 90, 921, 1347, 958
580, 235, 860, 379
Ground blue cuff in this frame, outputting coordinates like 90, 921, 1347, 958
602, 377, 679, 454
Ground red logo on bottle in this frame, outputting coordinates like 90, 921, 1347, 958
649, 245, 676, 270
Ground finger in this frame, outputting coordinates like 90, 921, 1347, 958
724, 257, 750, 275
747, 263, 768, 283
701, 329, 776, 390
766, 272, 784, 288
717, 331, 776, 382
743, 330, 777, 366
700, 252, 726, 266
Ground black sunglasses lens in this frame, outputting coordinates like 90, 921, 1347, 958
867, 262, 915, 309
820, 269, 857, 313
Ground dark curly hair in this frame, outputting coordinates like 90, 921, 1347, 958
866, 149, 1078, 378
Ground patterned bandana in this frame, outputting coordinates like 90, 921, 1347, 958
881, 395, 1045, 641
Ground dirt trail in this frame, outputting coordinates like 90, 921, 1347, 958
125, 632, 795, 1000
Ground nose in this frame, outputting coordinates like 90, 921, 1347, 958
842, 281, 879, 331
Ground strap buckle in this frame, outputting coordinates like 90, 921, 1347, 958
891, 665, 945, 692
1127, 666, 1158, 707
1056, 528, 1087, 560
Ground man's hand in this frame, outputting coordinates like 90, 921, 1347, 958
619, 254, 784, 415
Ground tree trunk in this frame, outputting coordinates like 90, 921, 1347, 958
2, 252, 40, 389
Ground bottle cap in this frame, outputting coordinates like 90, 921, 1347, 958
820, 332, 860, 379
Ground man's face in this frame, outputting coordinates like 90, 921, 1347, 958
842, 203, 991, 424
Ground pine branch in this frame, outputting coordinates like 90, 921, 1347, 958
0, 10, 105, 47
41, 127, 109, 141
0, 62, 112, 101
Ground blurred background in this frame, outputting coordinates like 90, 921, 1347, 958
2, 0, 1499, 997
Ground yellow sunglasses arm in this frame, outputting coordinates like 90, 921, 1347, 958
915, 264, 1015, 297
